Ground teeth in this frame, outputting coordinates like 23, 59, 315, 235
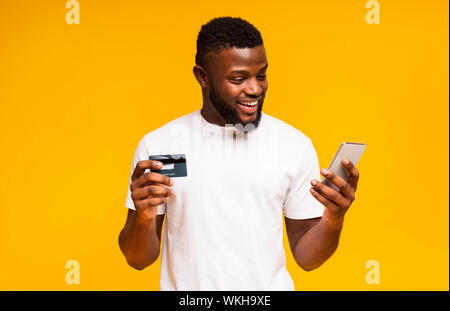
239, 101, 258, 106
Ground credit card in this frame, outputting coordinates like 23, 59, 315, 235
149, 154, 187, 177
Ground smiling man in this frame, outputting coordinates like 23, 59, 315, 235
118, 17, 360, 291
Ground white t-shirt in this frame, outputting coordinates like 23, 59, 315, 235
125, 109, 324, 290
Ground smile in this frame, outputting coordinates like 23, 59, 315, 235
236, 100, 259, 114
237, 100, 258, 107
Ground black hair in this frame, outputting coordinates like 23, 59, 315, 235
195, 17, 264, 68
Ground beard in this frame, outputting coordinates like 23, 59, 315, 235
209, 82, 263, 129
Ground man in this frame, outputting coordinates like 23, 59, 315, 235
118, 17, 360, 291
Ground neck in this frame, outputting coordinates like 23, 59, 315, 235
200, 102, 226, 127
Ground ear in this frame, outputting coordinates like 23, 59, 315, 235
193, 65, 209, 88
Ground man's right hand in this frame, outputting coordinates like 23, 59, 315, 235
130, 160, 175, 221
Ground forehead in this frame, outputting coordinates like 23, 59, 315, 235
205, 45, 267, 73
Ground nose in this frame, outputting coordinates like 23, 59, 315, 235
245, 77, 263, 97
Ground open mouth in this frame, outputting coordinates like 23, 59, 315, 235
236, 100, 259, 114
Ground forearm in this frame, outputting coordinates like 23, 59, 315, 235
118, 214, 161, 270
293, 216, 344, 271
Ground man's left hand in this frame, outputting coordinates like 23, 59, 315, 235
310, 158, 360, 229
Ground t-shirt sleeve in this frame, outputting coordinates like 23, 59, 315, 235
282, 139, 324, 219
124, 136, 166, 214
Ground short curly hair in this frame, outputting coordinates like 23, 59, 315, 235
195, 17, 264, 68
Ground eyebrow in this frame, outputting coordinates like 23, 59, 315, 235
230, 63, 269, 74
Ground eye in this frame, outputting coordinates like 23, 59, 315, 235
258, 74, 267, 80
230, 78, 245, 84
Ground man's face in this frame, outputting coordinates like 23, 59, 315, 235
205, 45, 268, 128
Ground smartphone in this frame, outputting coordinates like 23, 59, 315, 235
322, 142, 366, 192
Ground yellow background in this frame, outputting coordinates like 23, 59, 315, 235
0, 0, 448, 290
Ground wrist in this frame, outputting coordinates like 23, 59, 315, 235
134, 212, 156, 225
322, 210, 345, 231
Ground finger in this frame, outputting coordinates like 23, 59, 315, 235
131, 160, 164, 182
310, 187, 340, 211
320, 168, 355, 200
134, 171, 174, 189
342, 158, 359, 190
132, 184, 173, 201
135, 196, 169, 210
311, 179, 351, 208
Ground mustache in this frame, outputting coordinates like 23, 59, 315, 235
238, 92, 266, 103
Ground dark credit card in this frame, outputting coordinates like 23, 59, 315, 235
149, 154, 187, 177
